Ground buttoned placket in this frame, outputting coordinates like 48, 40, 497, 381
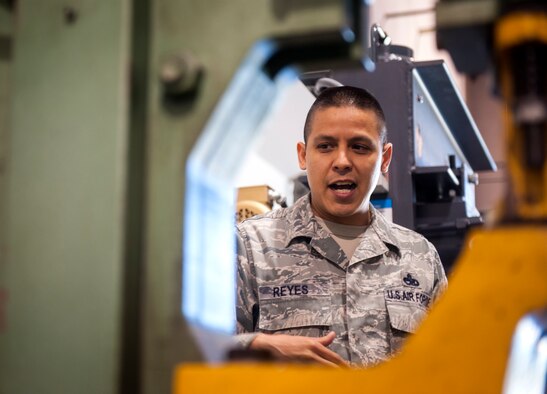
345, 223, 391, 364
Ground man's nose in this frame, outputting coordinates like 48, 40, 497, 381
333, 149, 351, 171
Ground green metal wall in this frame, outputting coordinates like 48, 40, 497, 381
0, 10, 12, 391
0, 4, 11, 294
0, 1, 131, 393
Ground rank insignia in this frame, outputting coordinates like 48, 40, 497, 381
403, 273, 420, 287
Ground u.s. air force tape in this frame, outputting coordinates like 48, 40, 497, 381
385, 288, 431, 308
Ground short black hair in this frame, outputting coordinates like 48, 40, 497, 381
303, 86, 387, 144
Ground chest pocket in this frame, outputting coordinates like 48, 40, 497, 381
385, 289, 429, 354
386, 300, 427, 333
258, 295, 332, 332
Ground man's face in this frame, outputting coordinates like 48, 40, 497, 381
297, 106, 392, 225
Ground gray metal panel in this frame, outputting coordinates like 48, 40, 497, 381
415, 61, 497, 171
412, 70, 467, 168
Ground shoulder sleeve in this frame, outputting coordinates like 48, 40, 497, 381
235, 225, 258, 337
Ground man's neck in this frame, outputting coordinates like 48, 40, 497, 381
311, 206, 372, 227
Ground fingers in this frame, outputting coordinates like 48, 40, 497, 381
312, 341, 349, 367
307, 352, 340, 368
314, 332, 348, 366
317, 331, 336, 346
248, 332, 350, 367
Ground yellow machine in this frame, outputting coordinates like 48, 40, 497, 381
174, 4, 547, 394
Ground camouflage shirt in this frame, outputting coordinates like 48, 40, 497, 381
236, 194, 447, 367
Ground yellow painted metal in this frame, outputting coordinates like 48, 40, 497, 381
495, 13, 547, 47
173, 226, 547, 394
495, 13, 547, 220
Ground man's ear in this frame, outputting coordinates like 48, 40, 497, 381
381, 143, 393, 173
297, 142, 307, 170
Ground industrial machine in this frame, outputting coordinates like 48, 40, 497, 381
236, 185, 287, 223
232, 34, 497, 273
174, 1, 547, 394
299, 40, 497, 272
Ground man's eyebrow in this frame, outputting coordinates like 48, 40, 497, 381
348, 135, 375, 145
310, 134, 377, 145
310, 134, 337, 142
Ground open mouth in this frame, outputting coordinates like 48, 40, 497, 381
328, 181, 357, 191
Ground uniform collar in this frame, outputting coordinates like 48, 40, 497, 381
286, 194, 401, 263
284, 194, 318, 244
368, 205, 402, 256
350, 206, 402, 265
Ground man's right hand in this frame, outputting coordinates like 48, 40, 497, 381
249, 331, 349, 367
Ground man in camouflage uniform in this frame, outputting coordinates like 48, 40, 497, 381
236, 86, 447, 367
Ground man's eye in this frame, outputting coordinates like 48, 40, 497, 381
317, 143, 332, 150
353, 144, 371, 152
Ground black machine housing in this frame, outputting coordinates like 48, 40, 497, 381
301, 48, 496, 272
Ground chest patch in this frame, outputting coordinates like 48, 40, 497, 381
273, 284, 308, 297
385, 288, 431, 308
259, 283, 327, 301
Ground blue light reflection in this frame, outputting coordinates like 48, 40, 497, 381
182, 40, 299, 334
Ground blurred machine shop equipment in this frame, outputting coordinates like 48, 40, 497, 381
236, 185, 287, 223
437, 0, 547, 391
175, 0, 546, 391
300, 36, 497, 272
